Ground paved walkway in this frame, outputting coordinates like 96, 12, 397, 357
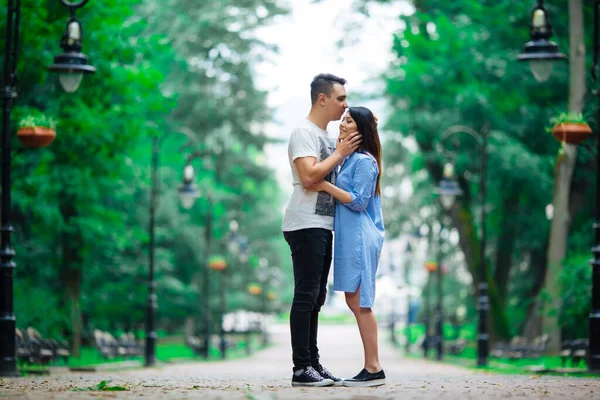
1, 323, 598, 399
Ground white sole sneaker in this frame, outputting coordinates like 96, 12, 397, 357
342, 378, 385, 387
291, 378, 334, 387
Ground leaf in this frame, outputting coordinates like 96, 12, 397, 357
70, 380, 129, 392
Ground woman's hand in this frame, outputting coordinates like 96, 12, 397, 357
305, 180, 328, 192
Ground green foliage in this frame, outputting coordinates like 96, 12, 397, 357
560, 254, 591, 339
5, 0, 291, 349
70, 380, 128, 392
16, 110, 58, 130
546, 112, 589, 136
378, 0, 594, 340
550, 112, 588, 125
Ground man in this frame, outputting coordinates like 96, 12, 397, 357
282, 73, 361, 387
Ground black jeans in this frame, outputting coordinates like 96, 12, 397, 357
283, 228, 332, 371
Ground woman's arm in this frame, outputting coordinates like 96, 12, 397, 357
311, 181, 352, 204
343, 158, 378, 212
306, 157, 378, 210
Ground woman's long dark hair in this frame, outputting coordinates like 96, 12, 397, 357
348, 106, 382, 196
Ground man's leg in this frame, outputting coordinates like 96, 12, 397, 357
309, 230, 332, 365
284, 229, 328, 371
306, 230, 341, 385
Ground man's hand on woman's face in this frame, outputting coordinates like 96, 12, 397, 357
336, 131, 361, 158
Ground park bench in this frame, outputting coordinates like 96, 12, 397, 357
185, 334, 208, 355
445, 338, 468, 355
560, 339, 589, 367
93, 330, 143, 360
16, 327, 70, 366
223, 310, 270, 347
491, 334, 549, 359
185, 311, 269, 356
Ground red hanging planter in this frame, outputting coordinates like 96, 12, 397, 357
551, 122, 592, 145
17, 126, 56, 148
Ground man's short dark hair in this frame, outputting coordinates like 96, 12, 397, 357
310, 73, 347, 105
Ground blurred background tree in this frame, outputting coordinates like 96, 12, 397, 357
4, 0, 290, 356
376, 0, 594, 345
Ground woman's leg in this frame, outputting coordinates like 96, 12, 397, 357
345, 287, 382, 372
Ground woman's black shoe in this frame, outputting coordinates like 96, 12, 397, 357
342, 368, 386, 387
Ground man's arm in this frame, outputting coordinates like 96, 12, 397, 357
294, 131, 361, 187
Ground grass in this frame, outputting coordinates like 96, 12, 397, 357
20, 332, 267, 374
392, 324, 599, 378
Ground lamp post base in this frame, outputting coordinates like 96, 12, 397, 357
145, 333, 157, 367
0, 362, 19, 377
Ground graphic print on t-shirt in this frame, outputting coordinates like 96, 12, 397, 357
315, 136, 337, 217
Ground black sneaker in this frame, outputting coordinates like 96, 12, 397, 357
313, 363, 343, 386
291, 366, 335, 387
342, 368, 386, 387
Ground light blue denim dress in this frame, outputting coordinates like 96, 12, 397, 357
333, 152, 385, 308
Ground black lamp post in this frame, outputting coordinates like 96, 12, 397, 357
404, 241, 413, 353
144, 136, 160, 367
439, 124, 490, 366
422, 260, 435, 358
146, 149, 200, 368
257, 257, 269, 347
518, 0, 600, 371
0, 0, 93, 377
238, 236, 252, 355
48, 0, 96, 92
219, 219, 241, 360
516, 0, 567, 82
178, 169, 213, 360
434, 163, 463, 361
388, 250, 397, 346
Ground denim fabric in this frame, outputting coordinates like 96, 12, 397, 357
284, 228, 332, 370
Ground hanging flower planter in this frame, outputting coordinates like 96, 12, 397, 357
208, 255, 227, 271
551, 122, 592, 144
248, 284, 262, 295
548, 113, 592, 145
423, 261, 448, 274
424, 261, 437, 273
17, 127, 56, 148
16, 114, 57, 148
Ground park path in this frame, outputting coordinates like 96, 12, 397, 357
1, 323, 598, 399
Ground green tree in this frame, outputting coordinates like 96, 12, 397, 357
379, 0, 595, 343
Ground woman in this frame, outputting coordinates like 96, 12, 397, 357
308, 106, 385, 387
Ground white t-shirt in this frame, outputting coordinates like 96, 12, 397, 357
282, 119, 337, 232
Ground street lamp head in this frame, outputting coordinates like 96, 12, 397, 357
177, 164, 199, 209
259, 258, 269, 268
434, 163, 463, 209
517, 0, 566, 82
48, 15, 95, 92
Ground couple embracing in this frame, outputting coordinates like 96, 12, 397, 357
282, 73, 385, 387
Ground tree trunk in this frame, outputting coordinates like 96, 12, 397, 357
522, 246, 548, 339
60, 196, 84, 357
493, 192, 519, 309
184, 317, 195, 340
454, 205, 511, 342
540, 0, 585, 354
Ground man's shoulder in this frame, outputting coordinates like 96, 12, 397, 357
289, 120, 320, 142
292, 119, 319, 133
